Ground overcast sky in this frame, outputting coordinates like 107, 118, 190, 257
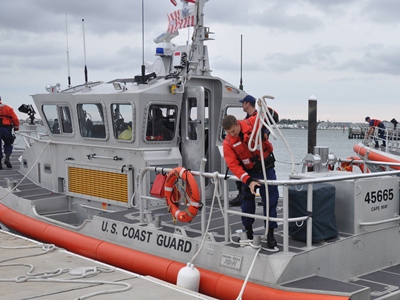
1, 0, 400, 123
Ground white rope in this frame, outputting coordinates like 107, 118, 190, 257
235, 248, 261, 300
189, 172, 221, 264
0, 242, 131, 300
0, 140, 51, 201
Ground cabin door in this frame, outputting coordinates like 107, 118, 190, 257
181, 86, 207, 173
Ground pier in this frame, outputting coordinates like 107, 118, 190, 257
0, 230, 215, 299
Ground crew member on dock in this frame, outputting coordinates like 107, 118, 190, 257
222, 114, 278, 249
365, 116, 386, 148
0, 96, 20, 169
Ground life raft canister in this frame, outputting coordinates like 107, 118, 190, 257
164, 167, 201, 223
339, 156, 370, 173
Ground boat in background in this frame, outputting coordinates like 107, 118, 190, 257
353, 122, 400, 172
2, 1, 400, 299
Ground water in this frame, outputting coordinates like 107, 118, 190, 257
272, 128, 358, 178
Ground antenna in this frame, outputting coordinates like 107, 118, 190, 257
239, 34, 243, 90
82, 19, 88, 84
65, 14, 71, 88
134, 0, 156, 84
140, 0, 146, 83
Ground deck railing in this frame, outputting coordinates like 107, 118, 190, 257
139, 161, 400, 254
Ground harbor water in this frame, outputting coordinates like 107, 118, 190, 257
271, 128, 357, 178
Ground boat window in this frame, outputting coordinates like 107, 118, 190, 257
145, 104, 177, 141
42, 104, 73, 135
220, 106, 243, 140
186, 96, 209, 142
187, 98, 198, 140
111, 103, 134, 141
77, 103, 106, 138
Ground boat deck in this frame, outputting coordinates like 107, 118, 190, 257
2, 150, 400, 299
0, 230, 216, 299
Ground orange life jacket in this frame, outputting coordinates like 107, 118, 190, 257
223, 116, 273, 184
0, 104, 20, 129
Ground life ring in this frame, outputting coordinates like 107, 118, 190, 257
164, 167, 201, 223
339, 156, 370, 173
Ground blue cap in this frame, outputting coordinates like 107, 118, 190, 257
239, 95, 255, 105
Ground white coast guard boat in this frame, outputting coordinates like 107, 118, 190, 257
2, 1, 400, 299
353, 121, 400, 172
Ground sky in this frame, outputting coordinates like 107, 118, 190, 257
1, 0, 400, 123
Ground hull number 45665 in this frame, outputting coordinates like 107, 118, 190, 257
365, 189, 393, 204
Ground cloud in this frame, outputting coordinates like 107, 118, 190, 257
340, 44, 400, 75
362, 0, 400, 24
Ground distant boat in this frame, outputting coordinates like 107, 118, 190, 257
354, 125, 400, 171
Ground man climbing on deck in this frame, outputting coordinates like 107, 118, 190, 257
222, 114, 279, 249
0, 96, 20, 169
365, 117, 386, 148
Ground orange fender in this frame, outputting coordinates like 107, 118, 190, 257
339, 156, 370, 173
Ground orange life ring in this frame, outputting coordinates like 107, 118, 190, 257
339, 156, 370, 173
164, 167, 201, 223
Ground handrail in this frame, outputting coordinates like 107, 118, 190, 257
32, 205, 91, 230
16, 131, 173, 152
358, 215, 400, 227
138, 165, 400, 254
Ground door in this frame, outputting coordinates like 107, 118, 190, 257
181, 86, 206, 173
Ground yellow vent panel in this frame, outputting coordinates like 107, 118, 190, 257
68, 167, 128, 203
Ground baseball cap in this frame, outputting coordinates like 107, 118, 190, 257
239, 95, 256, 105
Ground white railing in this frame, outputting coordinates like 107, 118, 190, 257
138, 161, 400, 254
362, 125, 400, 152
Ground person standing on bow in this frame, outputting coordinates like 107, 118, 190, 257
365, 116, 386, 148
222, 114, 279, 249
0, 96, 20, 169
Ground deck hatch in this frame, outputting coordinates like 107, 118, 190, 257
68, 166, 129, 204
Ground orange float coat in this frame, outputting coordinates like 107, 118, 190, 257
0, 103, 20, 130
223, 116, 273, 185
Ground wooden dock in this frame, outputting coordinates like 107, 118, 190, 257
0, 230, 215, 299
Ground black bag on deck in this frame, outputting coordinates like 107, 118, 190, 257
289, 183, 338, 241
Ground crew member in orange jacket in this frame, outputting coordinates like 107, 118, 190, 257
0, 96, 20, 169
230, 95, 279, 207
222, 114, 279, 249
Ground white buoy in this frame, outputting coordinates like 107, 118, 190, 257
176, 262, 200, 292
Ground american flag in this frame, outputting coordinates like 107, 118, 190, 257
170, 0, 177, 6
167, 7, 195, 33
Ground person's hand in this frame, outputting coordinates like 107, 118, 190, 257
249, 181, 260, 195
14, 126, 19, 131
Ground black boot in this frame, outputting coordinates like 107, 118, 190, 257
245, 226, 253, 240
4, 154, 11, 169
267, 228, 277, 249
229, 193, 242, 206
